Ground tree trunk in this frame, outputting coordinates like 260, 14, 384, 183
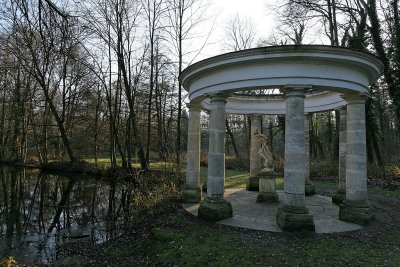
226, 119, 239, 158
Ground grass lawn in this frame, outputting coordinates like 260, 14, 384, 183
83, 157, 175, 170
200, 166, 284, 189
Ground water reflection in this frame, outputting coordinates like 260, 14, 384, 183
0, 165, 132, 265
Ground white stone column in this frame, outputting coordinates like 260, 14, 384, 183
247, 114, 262, 191
182, 103, 202, 203
304, 113, 315, 195
339, 94, 372, 225
198, 95, 232, 221
206, 96, 227, 199
276, 86, 314, 231
332, 106, 347, 205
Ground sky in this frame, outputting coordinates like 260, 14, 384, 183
192, 0, 277, 62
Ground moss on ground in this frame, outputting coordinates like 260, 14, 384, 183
52, 255, 89, 267
138, 220, 400, 267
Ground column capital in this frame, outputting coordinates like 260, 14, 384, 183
282, 85, 311, 98
341, 93, 368, 104
186, 102, 202, 111
209, 93, 229, 103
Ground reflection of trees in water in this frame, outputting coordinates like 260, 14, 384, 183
5, 168, 22, 243
106, 181, 133, 239
47, 179, 75, 233
0, 166, 134, 246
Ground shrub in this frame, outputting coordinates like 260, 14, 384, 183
310, 160, 338, 180
225, 156, 249, 171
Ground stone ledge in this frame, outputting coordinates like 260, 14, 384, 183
198, 198, 233, 221
276, 206, 315, 232
339, 199, 373, 225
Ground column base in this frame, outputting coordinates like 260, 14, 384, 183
257, 192, 279, 203
246, 176, 259, 191
182, 185, 202, 203
198, 198, 232, 221
276, 205, 315, 232
305, 182, 316, 196
339, 199, 373, 225
332, 189, 346, 205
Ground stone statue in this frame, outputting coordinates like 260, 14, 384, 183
254, 130, 274, 173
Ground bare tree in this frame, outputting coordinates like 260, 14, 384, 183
143, 0, 165, 164
166, 0, 209, 170
224, 14, 257, 51
4, 0, 79, 162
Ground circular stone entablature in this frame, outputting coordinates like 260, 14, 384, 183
179, 45, 384, 115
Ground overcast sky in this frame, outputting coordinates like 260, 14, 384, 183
192, 0, 277, 62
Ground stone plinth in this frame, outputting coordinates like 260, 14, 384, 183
257, 172, 279, 203
198, 198, 233, 221
276, 205, 315, 232
339, 199, 373, 225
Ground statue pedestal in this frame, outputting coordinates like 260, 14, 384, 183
256, 171, 279, 203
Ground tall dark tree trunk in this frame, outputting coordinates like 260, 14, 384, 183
365, 0, 400, 125
226, 119, 239, 158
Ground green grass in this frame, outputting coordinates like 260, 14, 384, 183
138, 220, 400, 267
369, 187, 400, 197
52, 256, 88, 267
200, 167, 249, 188
313, 180, 400, 197
83, 159, 400, 198
83, 157, 174, 170
200, 166, 284, 189
58, 222, 400, 266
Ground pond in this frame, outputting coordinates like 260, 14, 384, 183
0, 164, 133, 265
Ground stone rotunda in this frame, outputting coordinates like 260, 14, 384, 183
180, 45, 384, 231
